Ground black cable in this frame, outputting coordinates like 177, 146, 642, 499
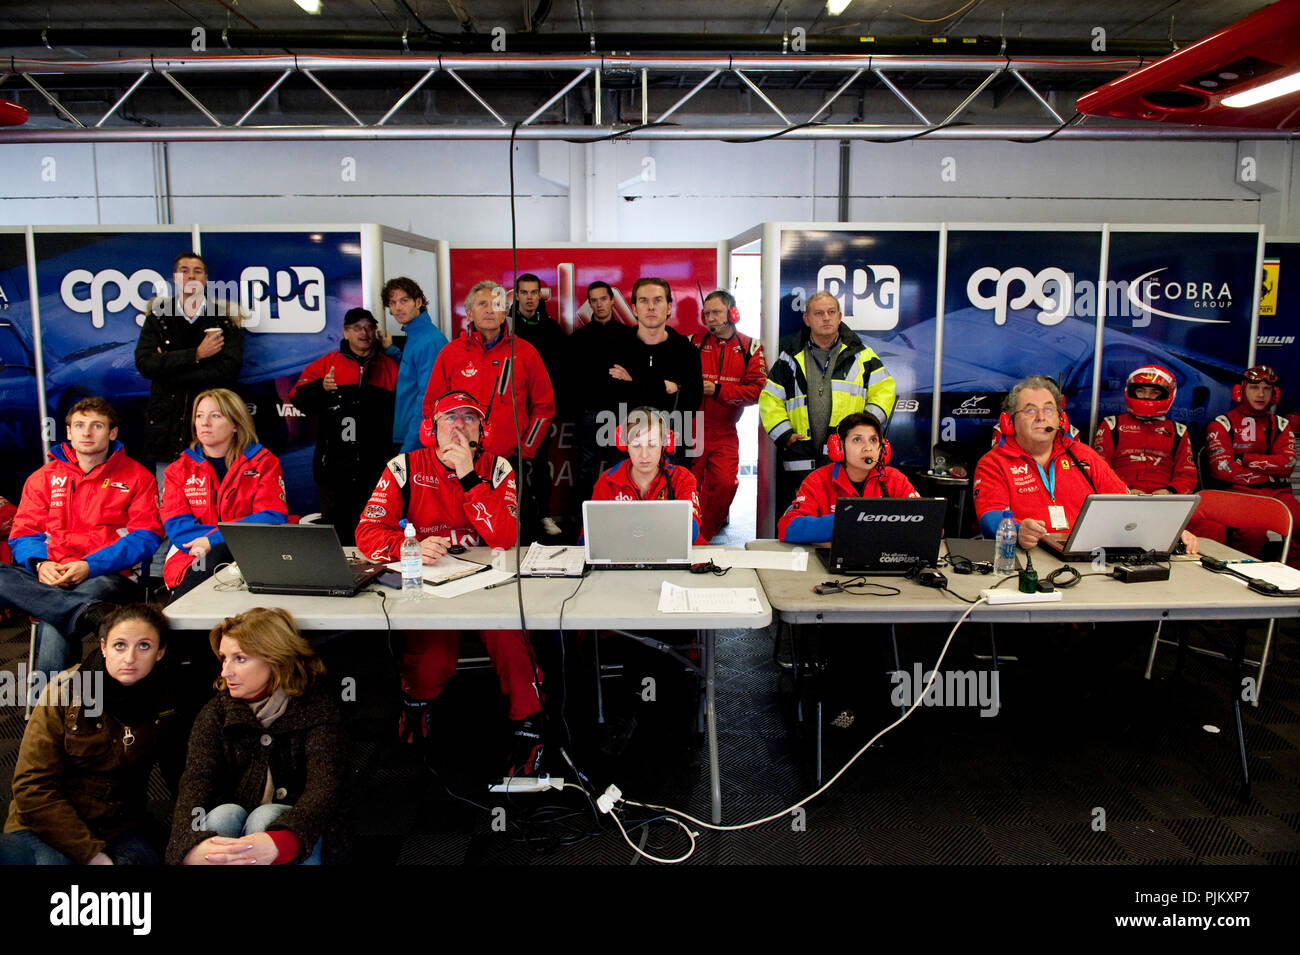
838, 576, 901, 596
1010, 111, 1084, 144
939, 586, 979, 604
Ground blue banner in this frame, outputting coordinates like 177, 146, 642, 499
778, 229, 941, 466
941, 230, 1102, 448
1258, 241, 1297, 416
0, 233, 41, 503
1101, 230, 1258, 435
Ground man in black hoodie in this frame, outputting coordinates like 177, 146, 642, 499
609, 277, 703, 464
511, 273, 569, 538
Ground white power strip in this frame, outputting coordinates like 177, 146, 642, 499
488, 775, 564, 793
979, 588, 1063, 605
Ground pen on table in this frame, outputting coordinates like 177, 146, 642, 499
484, 575, 519, 589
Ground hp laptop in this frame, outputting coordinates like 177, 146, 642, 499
219, 523, 389, 597
582, 500, 694, 570
1036, 493, 1199, 562
817, 497, 947, 575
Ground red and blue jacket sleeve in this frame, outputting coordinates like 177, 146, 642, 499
9, 468, 52, 569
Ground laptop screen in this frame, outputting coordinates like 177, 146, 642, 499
582, 500, 694, 566
825, 497, 947, 574
1046, 493, 1199, 557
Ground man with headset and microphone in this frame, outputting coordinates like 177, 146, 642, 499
973, 375, 1197, 553
356, 390, 545, 777
691, 290, 767, 542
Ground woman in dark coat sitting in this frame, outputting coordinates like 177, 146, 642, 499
1, 604, 177, 865
166, 607, 342, 865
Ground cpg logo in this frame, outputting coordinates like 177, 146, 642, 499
966, 266, 1072, 327
61, 268, 168, 329
239, 266, 327, 334
816, 265, 900, 330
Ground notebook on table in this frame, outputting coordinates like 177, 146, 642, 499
219, 523, 389, 597
815, 497, 947, 575
582, 500, 693, 571
1036, 493, 1199, 562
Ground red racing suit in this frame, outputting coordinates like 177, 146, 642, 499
421, 329, 556, 461
591, 459, 706, 545
355, 447, 538, 716
1091, 413, 1197, 494
160, 444, 289, 587
690, 329, 766, 541
1204, 403, 1300, 561
778, 462, 919, 542
974, 431, 1128, 538
9, 442, 161, 579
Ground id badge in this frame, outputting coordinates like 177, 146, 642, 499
1048, 505, 1068, 530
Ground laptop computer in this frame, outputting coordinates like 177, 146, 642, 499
219, 523, 389, 597
582, 500, 694, 570
816, 497, 947, 575
1036, 493, 1199, 562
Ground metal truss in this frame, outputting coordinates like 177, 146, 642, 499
1, 54, 1294, 141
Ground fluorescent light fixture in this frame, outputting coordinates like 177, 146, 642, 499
294, 0, 323, 13
826, 0, 853, 15
1222, 70, 1300, 108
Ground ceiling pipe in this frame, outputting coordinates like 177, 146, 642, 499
1, 124, 1292, 143
0, 29, 1177, 58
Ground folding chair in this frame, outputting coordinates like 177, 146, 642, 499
1144, 489, 1292, 705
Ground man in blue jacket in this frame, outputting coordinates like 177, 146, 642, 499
384, 277, 449, 452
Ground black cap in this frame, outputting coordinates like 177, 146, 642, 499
344, 307, 377, 327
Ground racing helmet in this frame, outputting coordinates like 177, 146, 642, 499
1233, 365, 1280, 407
1124, 364, 1177, 418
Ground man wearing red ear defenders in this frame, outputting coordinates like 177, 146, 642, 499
591, 407, 706, 544
355, 391, 545, 775
1204, 365, 1300, 562
778, 412, 919, 543
973, 375, 1137, 549
691, 290, 767, 542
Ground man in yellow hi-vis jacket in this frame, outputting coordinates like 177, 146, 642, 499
760, 291, 896, 515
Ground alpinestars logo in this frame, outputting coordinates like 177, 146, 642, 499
952, 396, 992, 416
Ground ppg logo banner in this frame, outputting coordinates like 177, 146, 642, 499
1101, 230, 1259, 433
941, 230, 1102, 449
199, 231, 365, 513
33, 231, 193, 460
778, 229, 941, 467
0, 233, 42, 503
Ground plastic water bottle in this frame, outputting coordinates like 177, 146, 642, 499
993, 510, 1018, 576
400, 520, 423, 598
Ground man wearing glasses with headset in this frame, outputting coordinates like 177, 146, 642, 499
973, 375, 1131, 550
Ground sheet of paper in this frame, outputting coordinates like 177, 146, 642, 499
692, 547, 808, 571
385, 553, 487, 586
1223, 560, 1300, 590
657, 581, 765, 614
519, 542, 586, 576
422, 568, 516, 598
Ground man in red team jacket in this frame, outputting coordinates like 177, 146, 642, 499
691, 290, 766, 541
422, 281, 555, 540
0, 398, 161, 675
1204, 365, 1300, 562
356, 391, 545, 776
1092, 364, 1197, 495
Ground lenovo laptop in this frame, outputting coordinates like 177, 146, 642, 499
582, 500, 694, 570
816, 497, 947, 575
1036, 493, 1199, 562
219, 523, 389, 597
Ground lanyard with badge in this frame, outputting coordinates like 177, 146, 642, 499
1034, 460, 1069, 530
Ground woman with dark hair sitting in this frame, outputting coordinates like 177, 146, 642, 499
167, 607, 342, 866
0, 604, 177, 865
779, 411, 919, 543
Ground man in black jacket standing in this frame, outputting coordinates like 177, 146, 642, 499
511, 273, 568, 538
610, 277, 703, 463
134, 252, 245, 467
572, 281, 632, 500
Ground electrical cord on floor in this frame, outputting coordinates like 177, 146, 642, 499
605, 597, 989, 860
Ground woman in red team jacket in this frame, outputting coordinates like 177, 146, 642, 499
160, 388, 288, 598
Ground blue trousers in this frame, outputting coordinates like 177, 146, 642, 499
204, 803, 323, 865
0, 827, 160, 866
0, 564, 138, 674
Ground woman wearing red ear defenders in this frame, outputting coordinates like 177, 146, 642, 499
778, 412, 919, 544
590, 407, 706, 544
1204, 365, 1300, 565
355, 390, 545, 776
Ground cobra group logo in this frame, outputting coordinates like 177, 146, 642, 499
1125, 268, 1233, 325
